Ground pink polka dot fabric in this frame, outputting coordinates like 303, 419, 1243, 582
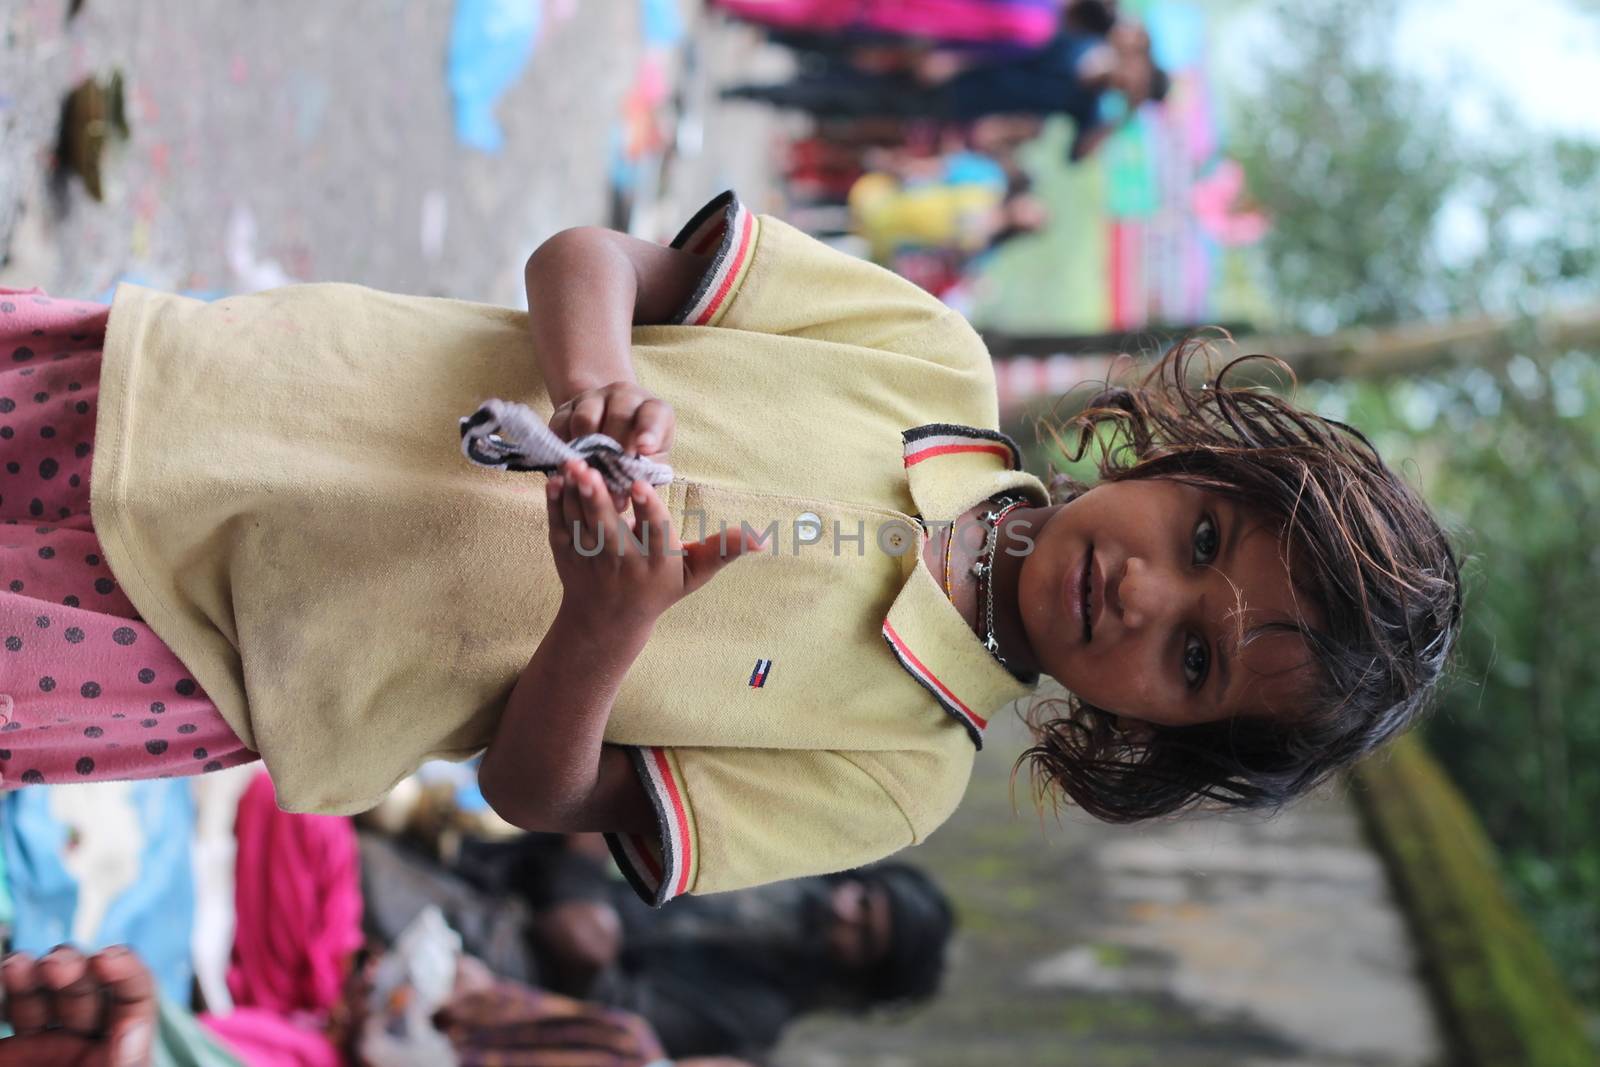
0, 287, 258, 790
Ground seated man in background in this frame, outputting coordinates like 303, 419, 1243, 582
363, 830, 957, 1063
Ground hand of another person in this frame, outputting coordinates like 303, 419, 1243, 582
533, 900, 624, 991
549, 381, 675, 459
546, 459, 763, 626
0, 945, 156, 1067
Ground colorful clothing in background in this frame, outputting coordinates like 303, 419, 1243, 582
848, 152, 1009, 261
712, 0, 1062, 49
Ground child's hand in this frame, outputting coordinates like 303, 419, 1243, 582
548, 381, 675, 458
546, 459, 762, 627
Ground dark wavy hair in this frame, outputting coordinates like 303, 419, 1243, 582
1017, 335, 1463, 822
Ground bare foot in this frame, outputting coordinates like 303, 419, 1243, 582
0, 944, 156, 1067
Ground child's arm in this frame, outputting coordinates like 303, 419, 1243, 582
477, 458, 761, 835
523, 228, 711, 453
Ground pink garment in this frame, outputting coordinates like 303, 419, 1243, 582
0, 288, 256, 789
202, 1007, 344, 1067
712, 0, 1061, 47
225, 771, 365, 1016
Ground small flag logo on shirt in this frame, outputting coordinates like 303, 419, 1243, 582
749, 659, 772, 688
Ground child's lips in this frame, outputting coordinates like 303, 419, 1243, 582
1066, 543, 1095, 644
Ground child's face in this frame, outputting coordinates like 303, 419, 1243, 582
1017, 478, 1322, 729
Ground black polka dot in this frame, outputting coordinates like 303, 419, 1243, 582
69, 474, 80, 487
21, 769, 44, 784
138, 668, 155, 683
38, 546, 54, 558
111, 713, 125, 719
4, 636, 20, 651
39, 459, 58, 480
39, 427, 55, 439
75, 442, 90, 458
112, 627, 136, 645
35, 526, 51, 534
203, 761, 223, 773
8, 580, 22, 592
0, 427, 11, 439
11, 347, 33, 362
1, 722, 20, 732
150, 701, 165, 713
175, 679, 197, 696
145, 739, 168, 756
84, 726, 103, 738
57, 507, 70, 519
28, 498, 42, 516
141, 718, 158, 728
18, 369, 33, 377
80, 681, 101, 698
0, 398, 10, 413
32, 392, 47, 403
39, 676, 55, 692
177, 723, 197, 735
34, 615, 49, 628
68, 382, 82, 392
85, 553, 100, 566
0, 748, 8, 759
75, 401, 89, 414
63, 595, 79, 607
95, 578, 114, 595
64, 627, 85, 643
5, 462, 18, 473
192, 747, 207, 759
74, 756, 95, 775
0, 301, 13, 312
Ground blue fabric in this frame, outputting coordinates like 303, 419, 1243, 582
939, 152, 1008, 190
448, 0, 544, 153
0, 781, 197, 1003
936, 31, 1105, 125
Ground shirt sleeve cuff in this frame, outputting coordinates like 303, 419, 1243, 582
665, 190, 758, 328
603, 746, 695, 907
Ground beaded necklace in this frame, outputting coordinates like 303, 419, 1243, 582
936, 494, 1033, 680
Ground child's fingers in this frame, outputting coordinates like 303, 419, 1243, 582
627, 399, 674, 455
575, 466, 616, 542
566, 394, 607, 439
560, 462, 589, 545
629, 480, 678, 557
678, 526, 763, 597
545, 476, 570, 549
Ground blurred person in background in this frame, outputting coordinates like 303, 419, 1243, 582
722, 2, 1168, 163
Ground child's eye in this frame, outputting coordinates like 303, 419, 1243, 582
1192, 514, 1220, 565
1183, 634, 1209, 689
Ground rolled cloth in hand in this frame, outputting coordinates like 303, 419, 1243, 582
459, 398, 674, 499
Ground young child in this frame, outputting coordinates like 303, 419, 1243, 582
0, 192, 1461, 906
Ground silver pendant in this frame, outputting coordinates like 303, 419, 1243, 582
971, 560, 991, 579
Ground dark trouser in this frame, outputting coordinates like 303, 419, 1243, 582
722, 71, 942, 120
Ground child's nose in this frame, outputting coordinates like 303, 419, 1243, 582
1117, 556, 1183, 631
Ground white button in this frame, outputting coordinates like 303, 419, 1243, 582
796, 511, 823, 543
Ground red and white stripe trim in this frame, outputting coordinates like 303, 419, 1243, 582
605, 746, 695, 906
882, 619, 989, 749
669, 192, 757, 329
902, 424, 1023, 471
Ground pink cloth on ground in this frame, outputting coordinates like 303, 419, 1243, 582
199, 771, 359, 1066
0, 287, 257, 788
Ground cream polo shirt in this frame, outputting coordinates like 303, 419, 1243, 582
91, 192, 1048, 905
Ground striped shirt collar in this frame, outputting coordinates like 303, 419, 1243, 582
884, 424, 1049, 749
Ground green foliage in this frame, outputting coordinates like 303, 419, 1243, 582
1305, 342, 1600, 1015
1230, 0, 1600, 332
